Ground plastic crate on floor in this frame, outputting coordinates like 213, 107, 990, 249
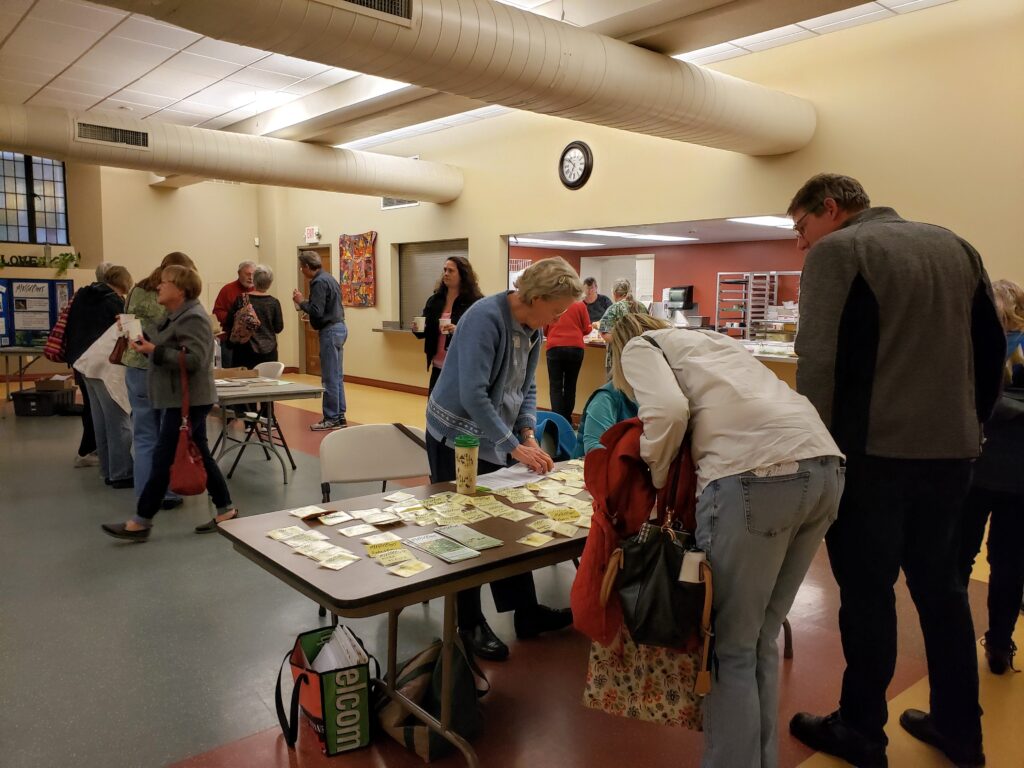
11, 386, 76, 417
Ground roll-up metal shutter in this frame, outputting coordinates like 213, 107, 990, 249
398, 239, 469, 328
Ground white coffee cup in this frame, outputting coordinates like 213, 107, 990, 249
411, 316, 426, 332
439, 319, 454, 335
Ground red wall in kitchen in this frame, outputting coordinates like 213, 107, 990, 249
508, 240, 804, 313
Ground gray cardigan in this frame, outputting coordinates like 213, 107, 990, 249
795, 207, 1005, 458
148, 299, 217, 409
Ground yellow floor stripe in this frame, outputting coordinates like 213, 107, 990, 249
797, 622, 1024, 767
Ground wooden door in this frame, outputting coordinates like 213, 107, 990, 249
298, 245, 333, 376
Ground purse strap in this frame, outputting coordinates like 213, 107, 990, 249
178, 347, 191, 428
694, 560, 714, 696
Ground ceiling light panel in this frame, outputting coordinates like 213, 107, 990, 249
515, 238, 607, 247
878, 0, 954, 11
728, 216, 797, 228
674, 43, 746, 65
572, 229, 697, 242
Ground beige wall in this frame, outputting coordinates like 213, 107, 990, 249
19, 0, 1018, 396
257, 0, 1022, 398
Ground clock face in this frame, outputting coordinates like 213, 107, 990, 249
558, 141, 593, 189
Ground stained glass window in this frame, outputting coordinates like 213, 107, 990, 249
0, 152, 69, 245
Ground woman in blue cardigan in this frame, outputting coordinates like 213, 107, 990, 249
426, 257, 584, 661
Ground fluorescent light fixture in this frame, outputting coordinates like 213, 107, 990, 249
514, 237, 606, 247
728, 216, 798, 229
572, 228, 697, 242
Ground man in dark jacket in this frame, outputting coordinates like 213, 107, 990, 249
292, 251, 347, 430
787, 174, 1005, 768
64, 262, 122, 467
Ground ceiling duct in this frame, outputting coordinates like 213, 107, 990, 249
91, 0, 815, 156
0, 104, 463, 203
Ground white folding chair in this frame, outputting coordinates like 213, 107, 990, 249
319, 423, 430, 502
316, 423, 430, 618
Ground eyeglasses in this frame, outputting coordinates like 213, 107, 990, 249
792, 203, 823, 238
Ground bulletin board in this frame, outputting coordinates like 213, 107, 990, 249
0, 277, 73, 348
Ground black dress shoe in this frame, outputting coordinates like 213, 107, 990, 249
513, 605, 573, 639
790, 711, 888, 768
899, 709, 985, 768
101, 522, 150, 542
160, 497, 184, 510
459, 620, 509, 662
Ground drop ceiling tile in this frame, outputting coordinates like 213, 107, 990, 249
30, 87, 99, 110
253, 54, 330, 79
30, 0, 126, 32
113, 16, 202, 49
173, 98, 233, 118
109, 88, 176, 108
2, 17, 99, 61
280, 68, 360, 95
185, 37, 268, 66
228, 68, 301, 90
187, 80, 265, 109
0, 81, 39, 103
741, 29, 818, 52
48, 74, 117, 98
196, 114, 236, 130
58, 64, 134, 88
800, 3, 891, 31
145, 108, 210, 126
132, 68, 218, 100
94, 97, 161, 117
732, 24, 809, 48
163, 51, 242, 79
879, 0, 954, 11
0, 9, 29, 39
76, 36, 176, 78
0, 52, 64, 80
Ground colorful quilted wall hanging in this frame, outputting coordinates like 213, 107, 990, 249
339, 231, 377, 307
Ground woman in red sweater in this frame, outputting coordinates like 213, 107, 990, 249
544, 299, 592, 422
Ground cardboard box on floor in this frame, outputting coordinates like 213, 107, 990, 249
35, 374, 75, 391
214, 367, 258, 379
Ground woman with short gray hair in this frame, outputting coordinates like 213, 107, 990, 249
225, 263, 284, 369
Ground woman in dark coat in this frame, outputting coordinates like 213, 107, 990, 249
413, 256, 483, 393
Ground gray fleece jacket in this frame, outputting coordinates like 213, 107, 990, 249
148, 299, 216, 409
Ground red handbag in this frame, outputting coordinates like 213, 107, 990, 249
169, 347, 208, 496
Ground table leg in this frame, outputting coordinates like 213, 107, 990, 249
372, 597, 479, 767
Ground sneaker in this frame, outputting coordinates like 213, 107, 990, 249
74, 452, 99, 468
790, 711, 888, 768
335, 415, 348, 428
310, 418, 344, 431
899, 709, 985, 767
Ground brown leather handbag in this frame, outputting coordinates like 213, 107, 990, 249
169, 348, 207, 495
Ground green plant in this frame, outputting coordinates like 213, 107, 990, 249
53, 251, 80, 275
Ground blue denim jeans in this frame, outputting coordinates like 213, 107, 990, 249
83, 377, 133, 483
697, 456, 844, 768
125, 367, 180, 503
319, 323, 347, 421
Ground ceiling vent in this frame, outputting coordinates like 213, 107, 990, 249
75, 121, 150, 150
382, 196, 418, 209
319, 0, 412, 25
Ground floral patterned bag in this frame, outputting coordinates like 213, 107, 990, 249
582, 623, 704, 731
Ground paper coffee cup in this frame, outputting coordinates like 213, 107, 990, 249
411, 316, 426, 332
453, 434, 480, 495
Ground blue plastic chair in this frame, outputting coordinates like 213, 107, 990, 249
535, 410, 578, 461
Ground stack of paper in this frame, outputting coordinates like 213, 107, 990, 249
310, 625, 368, 673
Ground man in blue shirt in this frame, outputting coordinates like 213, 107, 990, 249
293, 251, 348, 430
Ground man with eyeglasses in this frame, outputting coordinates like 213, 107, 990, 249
786, 173, 1004, 768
